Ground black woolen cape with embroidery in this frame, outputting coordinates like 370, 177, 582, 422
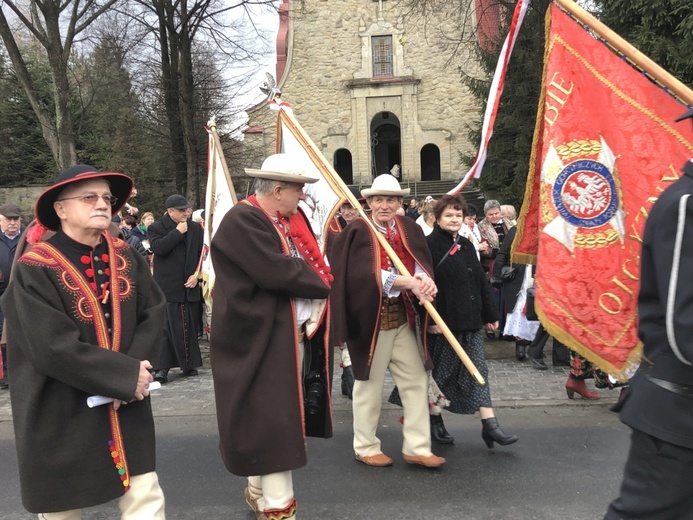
1, 235, 166, 513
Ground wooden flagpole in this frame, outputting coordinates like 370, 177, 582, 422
554, 0, 693, 105
273, 94, 486, 385
207, 120, 239, 206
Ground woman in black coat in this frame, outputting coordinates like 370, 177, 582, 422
426, 194, 518, 448
491, 226, 534, 361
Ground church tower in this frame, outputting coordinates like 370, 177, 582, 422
244, 0, 498, 187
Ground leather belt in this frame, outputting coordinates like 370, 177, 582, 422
646, 375, 693, 399
380, 296, 407, 330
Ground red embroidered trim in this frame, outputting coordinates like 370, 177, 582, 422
24, 235, 132, 492
262, 498, 297, 519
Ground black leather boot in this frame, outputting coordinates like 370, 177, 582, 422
515, 340, 528, 361
430, 414, 454, 444
481, 417, 518, 448
341, 366, 354, 400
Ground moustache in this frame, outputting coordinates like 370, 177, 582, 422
91, 212, 111, 218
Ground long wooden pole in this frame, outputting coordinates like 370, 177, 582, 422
554, 0, 693, 105
207, 120, 239, 205
275, 96, 486, 385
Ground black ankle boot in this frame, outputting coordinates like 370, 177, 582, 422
481, 417, 518, 448
430, 414, 454, 444
341, 366, 354, 400
515, 341, 528, 361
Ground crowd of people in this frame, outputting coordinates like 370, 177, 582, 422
0, 103, 690, 518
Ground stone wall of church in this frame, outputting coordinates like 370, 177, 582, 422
245, 0, 483, 185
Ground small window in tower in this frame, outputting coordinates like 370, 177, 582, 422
372, 35, 393, 77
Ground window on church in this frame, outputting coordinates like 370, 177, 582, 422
372, 35, 393, 77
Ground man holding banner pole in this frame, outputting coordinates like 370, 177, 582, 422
331, 174, 445, 468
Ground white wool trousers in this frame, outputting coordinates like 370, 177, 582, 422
247, 471, 295, 512
37, 471, 165, 519
352, 323, 432, 457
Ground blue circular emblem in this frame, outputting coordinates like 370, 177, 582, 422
552, 159, 618, 228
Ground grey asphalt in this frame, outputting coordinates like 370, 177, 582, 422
0, 338, 628, 519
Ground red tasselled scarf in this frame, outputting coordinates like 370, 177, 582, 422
245, 195, 333, 287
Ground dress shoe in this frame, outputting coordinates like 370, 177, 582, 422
403, 453, 446, 468
341, 366, 354, 400
529, 357, 548, 370
355, 452, 393, 466
0, 379, 8, 390
485, 329, 496, 340
185, 369, 199, 377
553, 361, 571, 367
430, 414, 454, 444
481, 417, 518, 448
565, 377, 600, 399
153, 370, 168, 384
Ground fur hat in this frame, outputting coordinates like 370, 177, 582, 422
245, 154, 319, 184
361, 174, 410, 198
35, 164, 133, 231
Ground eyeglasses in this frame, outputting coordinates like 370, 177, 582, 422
57, 194, 118, 206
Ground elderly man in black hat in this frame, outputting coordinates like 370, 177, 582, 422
148, 194, 204, 384
1, 164, 167, 518
604, 108, 693, 518
210, 153, 333, 520
0, 202, 24, 389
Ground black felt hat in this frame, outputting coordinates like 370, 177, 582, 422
35, 164, 133, 230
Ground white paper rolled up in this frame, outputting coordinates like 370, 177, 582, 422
87, 381, 162, 408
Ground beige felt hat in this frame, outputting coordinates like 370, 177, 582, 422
361, 174, 410, 198
245, 154, 319, 184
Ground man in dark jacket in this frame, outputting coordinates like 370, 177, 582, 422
210, 154, 332, 519
0, 202, 23, 389
1, 164, 166, 517
148, 194, 204, 383
604, 109, 693, 518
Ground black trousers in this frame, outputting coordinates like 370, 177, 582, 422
604, 428, 693, 519
527, 325, 570, 365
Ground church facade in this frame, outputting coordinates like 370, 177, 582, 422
244, 0, 499, 187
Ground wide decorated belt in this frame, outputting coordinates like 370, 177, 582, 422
380, 296, 407, 330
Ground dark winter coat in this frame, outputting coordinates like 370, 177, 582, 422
330, 216, 434, 380
492, 226, 528, 312
210, 203, 332, 477
1, 231, 165, 513
148, 213, 203, 303
618, 161, 693, 449
428, 224, 498, 332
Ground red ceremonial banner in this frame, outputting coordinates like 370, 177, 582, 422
513, 4, 693, 378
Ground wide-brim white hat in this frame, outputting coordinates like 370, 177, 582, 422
361, 174, 410, 197
245, 153, 319, 184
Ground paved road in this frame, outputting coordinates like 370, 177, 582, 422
0, 339, 627, 519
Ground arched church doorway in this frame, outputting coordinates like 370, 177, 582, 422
370, 112, 401, 179
421, 144, 441, 181
334, 148, 353, 184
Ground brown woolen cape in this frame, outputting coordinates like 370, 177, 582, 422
330, 216, 434, 381
1, 233, 165, 513
210, 203, 332, 477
